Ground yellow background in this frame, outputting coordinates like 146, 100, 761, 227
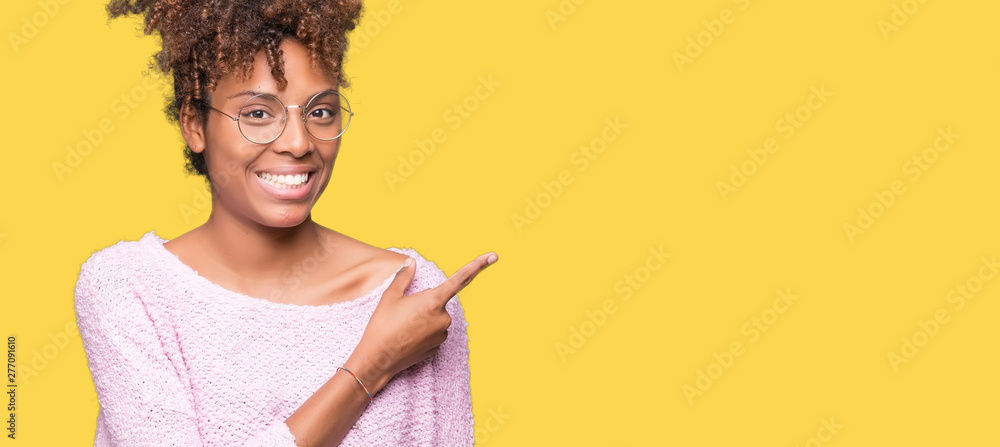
2, 0, 999, 445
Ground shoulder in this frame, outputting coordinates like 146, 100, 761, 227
76, 231, 163, 294
317, 226, 448, 285
390, 247, 449, 289
315, 226, 456, 301
74, 232, 171, 334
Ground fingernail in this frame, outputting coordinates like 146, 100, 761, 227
403, 257, 413, 267
486, 253, 498, 265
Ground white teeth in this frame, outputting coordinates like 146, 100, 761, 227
257, 172, 309, 189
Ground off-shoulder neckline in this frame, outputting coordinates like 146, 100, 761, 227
140, 230, 411, 311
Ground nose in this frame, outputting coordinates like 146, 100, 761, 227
270, 106, 311, 157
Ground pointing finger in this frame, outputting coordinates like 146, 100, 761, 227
435, 252, 498, 305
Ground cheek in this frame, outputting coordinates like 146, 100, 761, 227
326, 140, 341, 162
314, 139, 340, 170
203, 140, 257, 191
313, 144, 340, 195
323, 136, 341, 154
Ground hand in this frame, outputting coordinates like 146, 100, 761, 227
345, 252, 498, 393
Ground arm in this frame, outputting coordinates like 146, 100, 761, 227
433, 295, 475, 444
74, 252, 297, 446
286, 250, 493, 447
283, 359, 385, 447
283, 257, 419, 447
410, 253, 475, 444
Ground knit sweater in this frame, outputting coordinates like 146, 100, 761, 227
73, 231, 474, 446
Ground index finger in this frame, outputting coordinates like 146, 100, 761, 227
433, 252, 498, 305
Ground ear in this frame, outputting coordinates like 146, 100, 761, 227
180, 101, 206, 153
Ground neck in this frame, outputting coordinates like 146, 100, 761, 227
196, 206, 324, 279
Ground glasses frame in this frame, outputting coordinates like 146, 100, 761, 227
205, 89, 353, 145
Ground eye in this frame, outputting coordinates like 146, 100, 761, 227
308, 107, 336, 119
243, 109, 273, 120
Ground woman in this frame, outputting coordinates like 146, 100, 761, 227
73, 0, 497, 445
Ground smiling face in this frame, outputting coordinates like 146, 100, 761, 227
181, 38, 345, 229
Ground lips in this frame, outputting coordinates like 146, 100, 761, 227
257, 171, 310, 188
253, 168, 317, 200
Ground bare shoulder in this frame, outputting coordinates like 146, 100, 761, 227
163, 230, 194, 254
317, 226, 409, 272
324, 229, 453, 291
162, 228, 199, 260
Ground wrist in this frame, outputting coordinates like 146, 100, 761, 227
343, 352, 391, 395
335, 366, 372, 408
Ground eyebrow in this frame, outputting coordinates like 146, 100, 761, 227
227, 90, 265, 99
226, 89, 336, 101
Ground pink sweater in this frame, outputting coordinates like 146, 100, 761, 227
74, 231, 474, 446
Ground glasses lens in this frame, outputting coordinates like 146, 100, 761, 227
238, 95, 285, 144
304, 91, 351, 140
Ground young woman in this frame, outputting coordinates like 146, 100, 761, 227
73, 1, 497, 445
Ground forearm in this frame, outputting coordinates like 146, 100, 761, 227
284, 353, 390, 447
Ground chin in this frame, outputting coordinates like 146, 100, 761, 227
263, 209, 312, 229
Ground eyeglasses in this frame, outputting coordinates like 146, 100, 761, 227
205, 90, 353, 144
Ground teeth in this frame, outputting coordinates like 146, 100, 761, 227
257, 172, 310, 189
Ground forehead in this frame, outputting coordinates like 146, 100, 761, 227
213, 38, 338, 102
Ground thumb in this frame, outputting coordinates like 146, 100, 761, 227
383, 257, 416, 299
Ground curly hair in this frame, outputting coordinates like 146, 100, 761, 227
107, 0, 363, 181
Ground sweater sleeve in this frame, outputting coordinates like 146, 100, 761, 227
408, 252, 476, 446
74, 248, 299, 447
434, 295, 475, 444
